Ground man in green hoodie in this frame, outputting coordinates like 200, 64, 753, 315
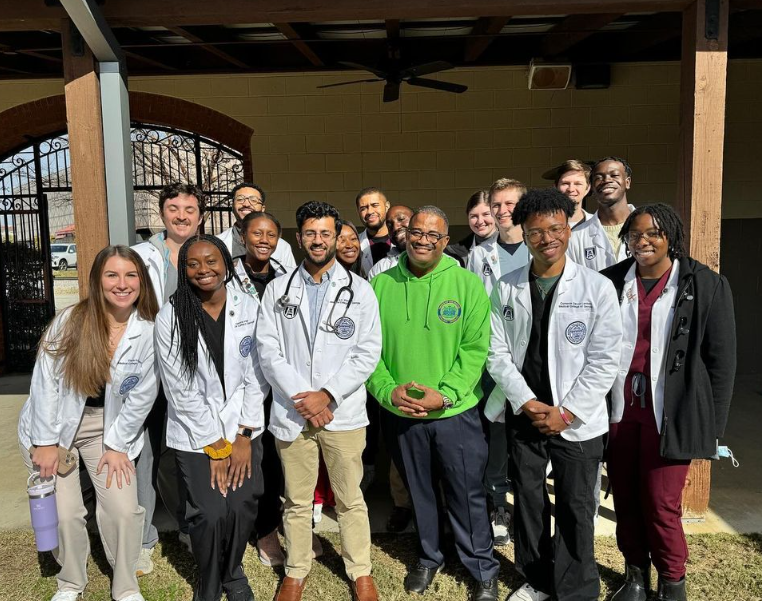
368, 206, 499, 601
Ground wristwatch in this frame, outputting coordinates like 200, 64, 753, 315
441, 396, 454, 410
237, 426, 255, 439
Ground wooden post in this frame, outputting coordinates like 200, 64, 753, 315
677, 0, 729, 520
62, 19, 109, 291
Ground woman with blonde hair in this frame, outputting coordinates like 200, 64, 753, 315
18, 245, 160, 601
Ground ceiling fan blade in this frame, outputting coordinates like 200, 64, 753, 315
398, 60, 454, 79
407, 77, 468, 94
318, 78, 384, 88
338, 61, 389, 79
383, 81, 401, 103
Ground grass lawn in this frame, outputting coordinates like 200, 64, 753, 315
52, 269, 78, 279
0, 531, 760, 600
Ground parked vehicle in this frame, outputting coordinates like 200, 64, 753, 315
50, 243, 77, 270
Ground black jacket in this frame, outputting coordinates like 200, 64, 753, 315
444, 233, 476, 268
602, 257, 736, 460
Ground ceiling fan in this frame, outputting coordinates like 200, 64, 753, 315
318, 60, 468, 102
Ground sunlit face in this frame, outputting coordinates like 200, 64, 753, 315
522, 211, 570, 270
626, 213, 671, 270
336, 225, 361, 269
490, 188, 522, 231
406, 212, 449, 272
101, 256, 140, 310
297, 216, 338, 268
556, 170, 590, 207
161, 193, 202, 243
591, 160, 631, 207
232, 186, 265, 221
467, 201, 495, 238
385, 206, 413, 250
185, 241, 226, 293
356, 192, 389, 229
242, 217, 278, 263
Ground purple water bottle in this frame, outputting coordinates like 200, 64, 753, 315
27, 473, 59, 552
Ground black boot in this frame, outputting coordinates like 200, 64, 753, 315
655, 577, 687, 601
611, 564, 650, 601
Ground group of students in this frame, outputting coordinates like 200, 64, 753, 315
18, 155, 735, 601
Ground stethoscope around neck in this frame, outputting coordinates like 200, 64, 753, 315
277, 263, 355, 333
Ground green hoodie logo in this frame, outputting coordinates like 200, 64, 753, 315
437, 300, 462, 324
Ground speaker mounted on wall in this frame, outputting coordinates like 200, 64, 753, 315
528, 59, 572, 90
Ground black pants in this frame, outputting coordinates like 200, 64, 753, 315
362, 392, 381, 466
176, 437, 264, 601
254, 393, 284, 538
509, 415, 602, 601
390, 407, 499, 582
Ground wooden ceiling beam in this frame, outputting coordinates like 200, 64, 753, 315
273, 22, 323, 66
540, 13, 622, 57
165, 26, 249, 68
464, 16, 510, 62
386, 19, 400, 39
614, 12, 682, 57
0, 0, 697, 31
123, 49, 177, 71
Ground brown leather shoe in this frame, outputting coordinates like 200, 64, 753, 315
274, 576, 307, 601
352, 576, 379, 601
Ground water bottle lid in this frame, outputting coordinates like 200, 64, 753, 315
27, 472, 56, 499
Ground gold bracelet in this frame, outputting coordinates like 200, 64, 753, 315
203, 440, 232, 460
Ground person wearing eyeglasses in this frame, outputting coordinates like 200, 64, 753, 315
257, 201, 382, 601
131, 182, 206, 573
217, 182, 296, 270
368, 206, 500, 601
601, 204, 735, 601
485, 189, 621, 601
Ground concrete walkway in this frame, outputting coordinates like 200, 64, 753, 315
1, 373, 760, 535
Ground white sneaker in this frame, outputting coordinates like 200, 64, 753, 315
178, 531, 192, 553
50, 592, 82, 601
508, 583, 550, 601
312, 502, 323, 524
491, 506, 511, 547
118, 594, 146, 601
135, 546, 154, 576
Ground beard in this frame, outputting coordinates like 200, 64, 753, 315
305, 245, 337, 268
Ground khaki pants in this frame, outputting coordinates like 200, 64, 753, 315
21, 407, 144, 600
276, 425, 371, 580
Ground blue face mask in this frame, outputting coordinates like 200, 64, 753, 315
713, 442, 739, 467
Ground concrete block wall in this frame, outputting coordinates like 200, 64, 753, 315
0, 61, 759, 228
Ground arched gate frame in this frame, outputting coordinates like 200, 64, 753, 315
0, 124, 245, 371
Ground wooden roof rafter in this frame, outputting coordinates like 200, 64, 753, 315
464, 16, 511, 62
540, 13, 622, 58
165, 25, 249, 69
273, 22, 324, 66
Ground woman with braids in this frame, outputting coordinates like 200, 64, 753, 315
18, 245, 159, 601
601, 204, 736, 601
232, 210, 289, 567
155, 234, 269, 601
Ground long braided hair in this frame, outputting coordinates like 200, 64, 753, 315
170, 234, 240, 380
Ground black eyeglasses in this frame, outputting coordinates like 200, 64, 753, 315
408, 229, 447, 243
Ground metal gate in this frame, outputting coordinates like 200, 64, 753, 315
0, 125, 244, 371
0, 136, 66, 371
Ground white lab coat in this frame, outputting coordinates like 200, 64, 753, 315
155, 282, 269, 452
257, 263, 382, 442
367, 247, 401, 280
18, 308, 159, 460
609, 260, 680, 432
485, 259, 622, 442
133, 241, 167, 306
466, 233, 530, 295
233, 257, 288, 298
566, 205, 635, 271
217, 226, 296, 271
